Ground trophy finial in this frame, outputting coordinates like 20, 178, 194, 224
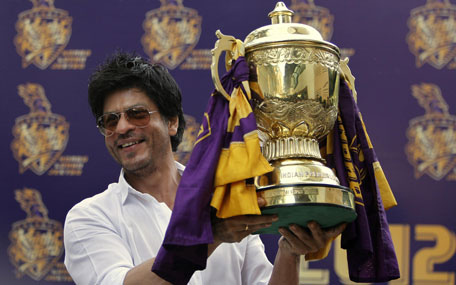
268, 2, 294, 24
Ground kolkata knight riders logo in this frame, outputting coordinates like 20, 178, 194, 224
405, 83, 456, 181
290, 0, 334, 41
14, 0, 72, 70
407, 0, 456, 69
8, 188, 66, 281
11, 83, 69, 175
142, 0, 202, 69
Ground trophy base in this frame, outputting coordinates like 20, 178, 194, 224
255, 184, 357, 234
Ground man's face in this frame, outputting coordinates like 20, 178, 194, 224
102, 88, 178, 174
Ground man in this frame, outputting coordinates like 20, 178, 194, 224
64, 52, 345, 284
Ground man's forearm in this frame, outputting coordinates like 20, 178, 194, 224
208, 240, 222, 256
268, 247, 300, 285
124, 241, 223, 285
123, 258, 171, 285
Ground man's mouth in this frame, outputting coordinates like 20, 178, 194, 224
118, 140, 144, 149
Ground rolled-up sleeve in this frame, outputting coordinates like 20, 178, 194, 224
64, 204, 133, 285
241, 235, 273, 285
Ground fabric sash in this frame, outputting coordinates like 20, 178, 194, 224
324, 80, 400, 282
152, 54, 272, 284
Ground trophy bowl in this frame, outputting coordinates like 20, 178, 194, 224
212, 2, 357, 234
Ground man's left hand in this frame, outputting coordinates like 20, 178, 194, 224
278, 222, 346, 256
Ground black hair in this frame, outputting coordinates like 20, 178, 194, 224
88, 51, 185, 151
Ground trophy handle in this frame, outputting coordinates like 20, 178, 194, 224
210, 30, 237, 101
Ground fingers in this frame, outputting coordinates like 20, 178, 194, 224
214, 214, 277, 227
278, 222, 347, 256
306, 222, 326, 249
257, 196, 267, 207
327, 222, 347, 238
243, 220, 273, 234
231, 215, 278, 234
213, 214, 278, 243
277, 236, 294, 254
279, 225, 317, 254
235, 214, 278, 226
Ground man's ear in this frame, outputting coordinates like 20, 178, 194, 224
168, 115, 178, 136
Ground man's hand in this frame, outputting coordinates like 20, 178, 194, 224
212, 214, 278, 243
278, 221, 347, 256
211, 196, 277, 244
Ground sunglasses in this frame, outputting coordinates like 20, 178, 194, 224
96, 106, 158, 137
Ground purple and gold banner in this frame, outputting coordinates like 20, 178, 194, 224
1, 0, 455, 284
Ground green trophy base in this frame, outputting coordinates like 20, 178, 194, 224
254, 184, 357, 234
255, 203, 357, 234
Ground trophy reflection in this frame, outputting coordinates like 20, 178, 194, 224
211, 2, 356, 234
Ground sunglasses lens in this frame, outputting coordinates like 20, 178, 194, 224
97, 107, 153, 136
102, 113, 120, 131
125, 107, 151, 126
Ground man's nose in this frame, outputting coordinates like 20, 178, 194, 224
115, 114, 135, 134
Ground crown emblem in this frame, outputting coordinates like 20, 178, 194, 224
407, 0, 456, 69
405, 83, 456, 180
11, 83, 69, 175
14, 0, 72, 69
290, 0, 334, 41
142, 0, 202, 69
8, 188, 64, 280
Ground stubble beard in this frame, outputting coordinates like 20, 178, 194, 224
121, 139, 170, 179
120, 147, 161, 178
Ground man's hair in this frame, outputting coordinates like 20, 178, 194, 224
88, 51, 185, 151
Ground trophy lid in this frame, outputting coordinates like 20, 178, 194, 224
244, 2, 339, 53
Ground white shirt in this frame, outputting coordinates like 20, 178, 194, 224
64, 162, 273, 284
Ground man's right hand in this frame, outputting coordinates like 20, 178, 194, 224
211, 214, 278, 243
211, 196, 277, 244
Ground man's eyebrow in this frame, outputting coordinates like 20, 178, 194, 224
102, 104, 149, 115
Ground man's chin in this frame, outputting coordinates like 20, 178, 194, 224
122, 161, 155, 175
119, 154, 146, 169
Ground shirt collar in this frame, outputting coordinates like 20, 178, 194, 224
119, 161, 185, 205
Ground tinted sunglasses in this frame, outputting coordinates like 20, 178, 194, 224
96, 106, 158, 137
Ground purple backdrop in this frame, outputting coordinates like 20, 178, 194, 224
1, 0, 455, 284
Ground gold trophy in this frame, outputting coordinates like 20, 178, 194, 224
211, 2, 356, 234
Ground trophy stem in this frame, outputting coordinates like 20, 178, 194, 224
255, 156, 357, 234
262, 137, 323, 161
255, 143, 357, 234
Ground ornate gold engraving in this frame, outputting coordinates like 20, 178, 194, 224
8, 188, 71, 281
247, 46, 339, 70
142, 0, 202, 69
250, 50, 339, 161
255, 99, 337, 137
407, 0, 456, 69
261, 137, 322, 161
406, 83, 456, 180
